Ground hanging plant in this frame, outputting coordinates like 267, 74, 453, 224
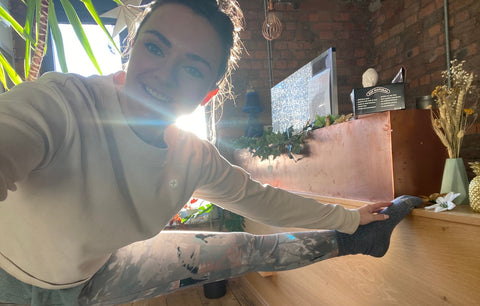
233, 113, 353, 161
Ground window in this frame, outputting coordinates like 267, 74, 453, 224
53, 24, 122, 77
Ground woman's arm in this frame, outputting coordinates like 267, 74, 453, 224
0, 78, 67, 201
191, 142, 379, 234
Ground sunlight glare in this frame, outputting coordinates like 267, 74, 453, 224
176, 105, 208, 140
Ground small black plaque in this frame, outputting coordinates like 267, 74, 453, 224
353, 83, 405, 115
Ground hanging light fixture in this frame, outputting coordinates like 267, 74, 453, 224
262, 0, 283, 40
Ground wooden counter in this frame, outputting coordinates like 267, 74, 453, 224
243, 195, 480, 306
234, 109, 448, 203
233, 110, 479, 305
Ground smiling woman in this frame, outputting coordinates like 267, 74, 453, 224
0, 1, 418, 305
121, 3, 223, 147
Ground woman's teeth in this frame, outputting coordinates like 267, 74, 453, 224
144, 85, 170, 102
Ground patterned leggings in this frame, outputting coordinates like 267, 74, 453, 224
79, 230, 338, 305
0, 230, 338, 306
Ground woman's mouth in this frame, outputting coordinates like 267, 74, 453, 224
143, 84, 172, 104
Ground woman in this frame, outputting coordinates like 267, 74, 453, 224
0, 0, 421, 305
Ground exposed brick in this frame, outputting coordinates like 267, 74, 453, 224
406, 46, 420, 58
274, 41, 288, 50
288, 60, 299, 69
356, 58, 367, 66
250, 61, 263, 70
240, 30, 252, 40
405, 15, 418, 28
285, 22, 297, 31
377, 14, 386, 26
421, 0, 433, 8
274, 60, 287, 69
434, 0, 444, 9
354, 49, 367, 58
387, 48, 397, 58
317, 31, 334, 40
428, 24, 441, 37
254, 50, 267, 59
312, 22, 333, 32
420, 74, 431, 85
450, 0, 474, 12
374, 32, 388, 46
308, 13, 319, 22
454, 9, 470, 24
419, 2, 435, 19
334, 12, 350, 22
389, 23, 405, 36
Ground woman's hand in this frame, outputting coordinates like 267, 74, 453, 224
357, 201, 392, 225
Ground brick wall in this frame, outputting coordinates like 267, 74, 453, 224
222, 0, 479, 136
219, 0, 372, 139
369, 0, 480, 108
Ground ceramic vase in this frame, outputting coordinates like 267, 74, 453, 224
440, 158, 469, 205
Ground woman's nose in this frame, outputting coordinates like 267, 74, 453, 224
152, 58, 178, 86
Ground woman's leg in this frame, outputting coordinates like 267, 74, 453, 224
79, 195, 421, 306
79, 230, 338, 306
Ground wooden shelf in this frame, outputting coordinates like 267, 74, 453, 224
293, 192, 480, 227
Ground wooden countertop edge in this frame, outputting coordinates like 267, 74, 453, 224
293, 191, 480, 227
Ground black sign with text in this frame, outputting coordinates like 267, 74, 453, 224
353, 83, 405, 115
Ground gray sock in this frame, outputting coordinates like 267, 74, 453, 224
336, 195, 422, 257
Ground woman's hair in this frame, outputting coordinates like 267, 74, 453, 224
125, 0, 244, 105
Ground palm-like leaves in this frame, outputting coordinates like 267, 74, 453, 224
0, 0, 121, 89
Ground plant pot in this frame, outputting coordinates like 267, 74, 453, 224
203, 279, 227, 299
440, 158, 469, 205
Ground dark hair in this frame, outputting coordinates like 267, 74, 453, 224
128, 0, 244, 103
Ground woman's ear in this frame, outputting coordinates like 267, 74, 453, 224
201, 88, 219, 106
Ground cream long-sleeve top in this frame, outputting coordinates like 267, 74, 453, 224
0, 72, 360, 289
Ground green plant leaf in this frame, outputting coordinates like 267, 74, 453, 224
181, 204, 213, 224
47, 0, 67, 72
0, 3, 26, 39
111, 0, 124, 5
0, 52, 23, 85
59, 0, 102, 75
80, 0, 121, 54
0, 63, 8, 90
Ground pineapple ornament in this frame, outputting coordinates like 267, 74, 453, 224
469, 161, 480, 212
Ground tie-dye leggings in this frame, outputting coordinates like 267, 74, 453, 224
79, 230, 338, 305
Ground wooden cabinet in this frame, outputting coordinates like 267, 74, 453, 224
233, 110, 480, 305
234, 109, 447, 203
242, 195, 480, 306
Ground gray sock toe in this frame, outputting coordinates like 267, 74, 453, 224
336, 195, 421, 257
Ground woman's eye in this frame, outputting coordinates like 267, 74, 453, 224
145, 43, 164, 57
184, 66, 204, 79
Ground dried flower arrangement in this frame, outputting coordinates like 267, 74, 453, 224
430, 60, 479, 158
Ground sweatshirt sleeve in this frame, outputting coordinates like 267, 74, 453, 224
0, 76, 68, 201
192, 142, 360, 234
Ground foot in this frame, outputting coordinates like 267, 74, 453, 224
336, 195, 422, 257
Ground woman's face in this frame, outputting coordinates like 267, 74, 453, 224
123, 3, 222, 140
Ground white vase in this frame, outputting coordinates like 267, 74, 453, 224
440, 158, 470, 205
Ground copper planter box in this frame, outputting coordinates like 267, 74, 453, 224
234, 109, 447, 202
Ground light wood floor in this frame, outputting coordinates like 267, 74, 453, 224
119, 277, 267, 306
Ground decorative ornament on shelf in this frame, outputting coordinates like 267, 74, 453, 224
424, 192, 460, 213
262, 0, 282, 40
100, 0, 144, 38
468, 161, 480, 212
430, 60, 479, 205
361, 68, 379, 87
